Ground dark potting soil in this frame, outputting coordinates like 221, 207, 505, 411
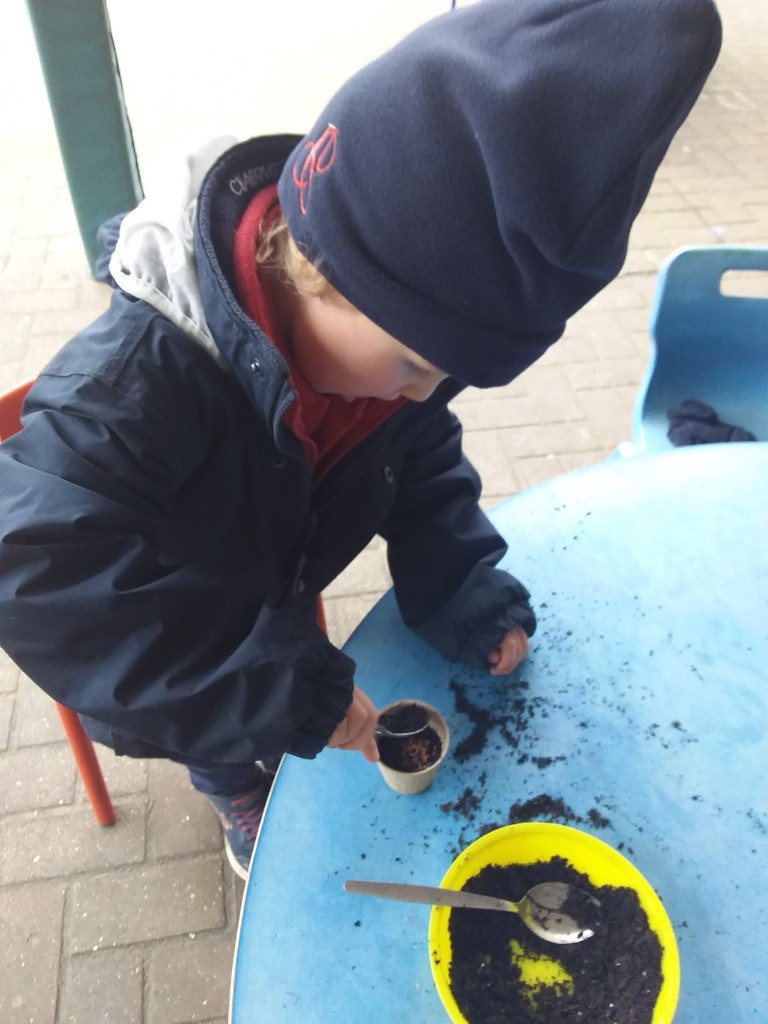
442, 787, 483, 820
448, 678, 548, 763
449, 681, 495, 762
445, 856, 664, 1024
378, 726, 442, 771
507, 794, 613, 831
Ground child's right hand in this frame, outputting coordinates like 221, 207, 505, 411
327, 685, 380, 762
487, 625, 529, 676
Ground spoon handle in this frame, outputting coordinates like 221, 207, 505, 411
344, 879, 516, 914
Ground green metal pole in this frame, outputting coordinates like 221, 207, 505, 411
25, 0, 143, 273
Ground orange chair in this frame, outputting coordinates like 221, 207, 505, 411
315, 597, 328, 634
0, 380, 115, 825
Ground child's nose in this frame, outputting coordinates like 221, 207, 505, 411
405, 372, 447, 403
405, 380, 439, 402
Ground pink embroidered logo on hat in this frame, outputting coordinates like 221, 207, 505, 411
291, 124, 338, 214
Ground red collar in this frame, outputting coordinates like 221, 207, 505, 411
232, 185, 405, 480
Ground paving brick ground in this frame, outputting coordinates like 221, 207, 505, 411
1, 1, 766, 1022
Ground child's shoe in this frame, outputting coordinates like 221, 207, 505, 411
208, 777, 273, 880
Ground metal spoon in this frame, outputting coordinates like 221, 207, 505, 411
344, 879, 600, 944
374, 706, 430, 740
374, 721, 430, 740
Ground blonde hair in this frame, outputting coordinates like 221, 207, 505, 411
256, 214, 331, 298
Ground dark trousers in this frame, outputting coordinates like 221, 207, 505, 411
186, 762, 266, 796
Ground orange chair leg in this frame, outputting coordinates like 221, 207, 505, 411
316, 595, 328, 635
55, 703, 116, 825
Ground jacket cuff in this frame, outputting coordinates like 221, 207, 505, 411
289, 642, 356, 758
408, 562, 536, 669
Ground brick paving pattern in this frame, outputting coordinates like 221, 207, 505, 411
1, 1, 766, 1021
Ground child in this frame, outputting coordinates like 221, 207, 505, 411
0, 0, 720, 878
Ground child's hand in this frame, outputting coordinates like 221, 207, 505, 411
487, 625, 529, 676
327, 685, 380, 762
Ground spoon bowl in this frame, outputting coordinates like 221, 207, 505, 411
344, 879, 599, 944
375, 703, 430, 740
374, 721, 429, 740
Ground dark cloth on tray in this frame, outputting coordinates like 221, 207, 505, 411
667, 398, 757, 446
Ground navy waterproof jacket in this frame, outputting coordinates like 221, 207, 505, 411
0, 137, 535, 767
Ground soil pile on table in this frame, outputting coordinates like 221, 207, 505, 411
446, 856, 664, 1023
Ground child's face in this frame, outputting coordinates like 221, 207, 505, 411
288, 289, 448, 403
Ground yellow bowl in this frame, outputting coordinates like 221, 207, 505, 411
428, 823, 679, 1023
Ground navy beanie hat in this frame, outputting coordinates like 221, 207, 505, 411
278, 0, 721, 388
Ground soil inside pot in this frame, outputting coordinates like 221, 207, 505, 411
378, 726, 442, 772
445, 856, 664, 1024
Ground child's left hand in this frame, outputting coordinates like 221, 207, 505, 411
487, 625, 529, 676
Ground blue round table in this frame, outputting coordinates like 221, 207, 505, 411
231, 443, 768, 1023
